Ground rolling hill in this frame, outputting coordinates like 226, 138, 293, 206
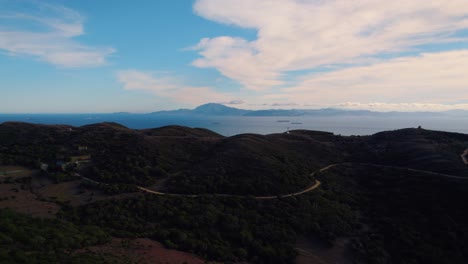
1, 121, 468, 263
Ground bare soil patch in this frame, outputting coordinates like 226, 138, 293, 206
0, 183, 58, 218
28, 172, 140, 205
82, 238, 207, 264
0, 168, 144, 220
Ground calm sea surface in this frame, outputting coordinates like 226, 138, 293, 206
1, 114, 467, 136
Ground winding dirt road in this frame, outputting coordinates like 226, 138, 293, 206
339, 162, 468, 180
461, 149, 468, 165
1, 170, 23, 175
78, 158, 468, 200
137, 179, 321, 200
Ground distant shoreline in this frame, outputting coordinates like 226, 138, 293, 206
1, 116, 468, 137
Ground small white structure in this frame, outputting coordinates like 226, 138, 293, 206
40, 163, 49, 171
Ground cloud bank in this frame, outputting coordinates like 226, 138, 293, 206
0, 2, 114, 67
337, 102, 468, 112
190, 0, 468, 110
281, 50, 468, 105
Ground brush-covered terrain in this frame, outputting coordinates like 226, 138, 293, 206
0, 121, 467, 263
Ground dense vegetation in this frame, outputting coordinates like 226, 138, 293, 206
0, 209, 113, 264
1, 122, 468, 263
61, 189, 358, 263
320, 164, 468, 264
0, 122, 345, 195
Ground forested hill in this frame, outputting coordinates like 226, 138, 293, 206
1, 122, 467, 194
1, 122, 468, 263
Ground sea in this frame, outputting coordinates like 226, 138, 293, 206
1, 114, 468, 136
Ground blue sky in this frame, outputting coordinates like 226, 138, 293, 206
1, 0, 468, 113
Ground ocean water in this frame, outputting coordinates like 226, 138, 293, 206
0, 114, 467, 136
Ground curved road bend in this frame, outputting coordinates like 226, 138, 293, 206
462, 149, 468, 165
79, 159, 468, 200
137, 180, 321, 200
338, 162, 468, 180
133, 164, 347, 199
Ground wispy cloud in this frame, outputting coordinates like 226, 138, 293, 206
191, 37, 282, 90
282, 50, 468, 105
117, 70, 239, 106
337, 102, 468, 112
217, 100, 245, 105
0, 2, 114, 67
265, 103, 298, 107
192, 0, 468, 91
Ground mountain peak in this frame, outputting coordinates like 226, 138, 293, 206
193, 103, 249, 115
194, 103, 230, 110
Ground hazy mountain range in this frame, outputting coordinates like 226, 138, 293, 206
144, 103, 468, 117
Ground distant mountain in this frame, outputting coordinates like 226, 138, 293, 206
150, 103, 250, 116
149, 103, 468, 117
244, 108, 375, 116
149, 108, 192, 115
192, 103, 251, 115
243, 109, 304, 116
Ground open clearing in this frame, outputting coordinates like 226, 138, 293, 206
0, 183, 58, 218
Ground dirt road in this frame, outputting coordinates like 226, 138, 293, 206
78, 160, 468, 200
137, 180, 321, 200
461, 149, 468, 165
133, 164, 336, 199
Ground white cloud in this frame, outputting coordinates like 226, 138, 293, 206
0, 2, 114, 67
192, 0, 468, 91
282, 50, 468, 106
192, 37, 282, 90
117, 63, 468, 110
117, 70, 239, 106
217, 100, 245, 105
268, 103, 298, 107
337, 102, 468, 112
116, 70, 179, 93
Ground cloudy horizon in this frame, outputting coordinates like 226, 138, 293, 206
2, 0, 468, 113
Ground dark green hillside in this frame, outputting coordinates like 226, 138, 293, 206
76, 124, 162, 186
0, 122, 75, 167
1, 122, 468, 263
166, 131, 344, 195
168, 133, 311, 195
0, 209, 112, 264
0, 122, 346, 195
62, 187, 359, 263
318, 164, 468, 264
363, 128, 468, 176
1, 123, 466, 194
141, 125, 223, 137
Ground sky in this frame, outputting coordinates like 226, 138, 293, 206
1, 0, 468, 113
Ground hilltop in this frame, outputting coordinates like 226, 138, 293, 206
0, 122, 468, 263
